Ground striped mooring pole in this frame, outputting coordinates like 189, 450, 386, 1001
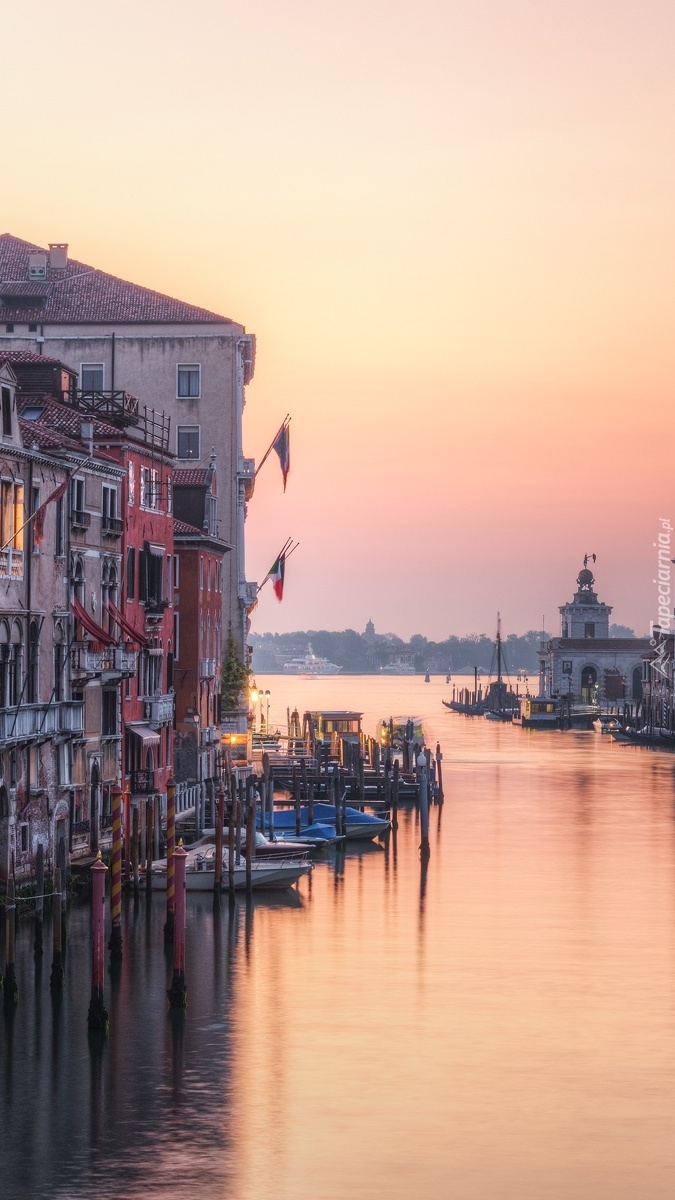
109, 783, 123, 962
164, 776, 176, 944
167, 839, 188, 1009
88, 851, 109, 1033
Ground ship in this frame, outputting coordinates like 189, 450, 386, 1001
282, 646, 342, 675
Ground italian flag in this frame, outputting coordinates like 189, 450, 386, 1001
270, 551, 285, 601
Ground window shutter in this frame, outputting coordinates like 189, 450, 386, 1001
126, 547, 135, 600
138, 549, 147, 601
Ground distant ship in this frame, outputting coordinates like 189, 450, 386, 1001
282, 646, 342, 676
381, 661, 415, 675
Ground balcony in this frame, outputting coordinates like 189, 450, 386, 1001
239, 581, 258, 608
0, 701, 84, 745
200, 726, 218, 747
238, 457, 256, 502
143, 598, 170, 622
70, 508, 91, 530
130, 770, 155, 794
71, 643, 138, 677
200, 658, 217, 679
102, 515, 124, 538
144, 693, 174, 725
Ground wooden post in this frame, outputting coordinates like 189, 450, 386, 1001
236, 778, 244, 863
214, 786, 224, 894
295, 777, 302, 836
435, 742, 444, 803
109, 783, 123, 961
228, 792, 236, 905
140, 800, 147, 884
333, 770, 341, 836
168, 840, 188, 1009
301, 758, 308, 806
50, 867, 64, 990
3, 878, 18, 1010
308, 774, 314, 827
132, 807, 140, 896
392, 759, 399, 829
245, 778, 254, 895
418, 756, 430, 858
34, 842, 44, 959
145, 796, 154, 895
164, 775, 176, 944
123, 786, 132, 892
87, 852, 108, 1032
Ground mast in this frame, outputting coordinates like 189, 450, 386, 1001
497, 613, 502, 685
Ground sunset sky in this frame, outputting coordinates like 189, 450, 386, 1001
4, 0, 674, 638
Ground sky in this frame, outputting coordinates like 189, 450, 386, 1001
3, 0, 674, 639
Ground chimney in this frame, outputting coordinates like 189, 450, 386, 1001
28, 251, 47, 281
80, 420, 94, 455
48, 243, 68, 270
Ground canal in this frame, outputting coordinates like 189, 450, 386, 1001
2, 675, 675, 1199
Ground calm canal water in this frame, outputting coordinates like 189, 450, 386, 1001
3, 674, 675, 1199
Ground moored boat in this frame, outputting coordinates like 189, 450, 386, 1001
149, 844, 312, 891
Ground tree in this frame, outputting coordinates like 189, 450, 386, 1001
221, 627, 250, 710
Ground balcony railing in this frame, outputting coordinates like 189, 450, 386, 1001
144, 694, 174, 725
0, 549, 23, 579
71, 643, 138, 676
238, 457, 256, 501
70, 508, 91, 529
102, 515, 124, 536
200, 726, 218, 747
200, 658, 216, 679
130, 770, 155, 794
0, 701, 84, 744
144, 597, 169, 617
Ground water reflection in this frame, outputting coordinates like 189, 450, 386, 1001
3, 676, 675, 1198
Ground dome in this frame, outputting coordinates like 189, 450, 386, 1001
577, 567, 595, 589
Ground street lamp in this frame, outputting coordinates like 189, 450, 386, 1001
250, 685, 260, 733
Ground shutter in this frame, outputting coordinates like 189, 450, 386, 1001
126, 547, 135, 601
138, 549, 147, 601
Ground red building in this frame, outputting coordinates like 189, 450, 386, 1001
173, 463, 229, 826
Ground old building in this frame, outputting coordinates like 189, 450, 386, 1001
172, 462, 229, 811
0, 234, 257, 668
539, 561, 650, 707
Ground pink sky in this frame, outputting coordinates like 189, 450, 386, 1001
4, 0, 674, 637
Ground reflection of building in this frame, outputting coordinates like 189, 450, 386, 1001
539, 562, 650, 707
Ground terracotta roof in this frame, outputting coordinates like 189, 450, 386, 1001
173, 467, 210, 487
0, 234, 237, 326
18, 417, 82, 454
173, 518, 203, 536
0, 349, 63, 364
18, 395, 120, 441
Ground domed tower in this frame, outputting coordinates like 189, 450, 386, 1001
559, 558, 612, 639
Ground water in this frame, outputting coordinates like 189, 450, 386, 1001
3, 674, 675, 1199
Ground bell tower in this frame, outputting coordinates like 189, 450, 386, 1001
559, 558, 612, 639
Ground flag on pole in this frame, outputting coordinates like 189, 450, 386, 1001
272, 423, 290, 491
269, 551, 286, 601
33, 476, 70, 546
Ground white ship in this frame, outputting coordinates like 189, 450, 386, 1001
282, 646, 342, 675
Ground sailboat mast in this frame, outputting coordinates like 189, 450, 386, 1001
497, 612, 502, 684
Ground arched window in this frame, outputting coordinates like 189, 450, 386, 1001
580, 665, 598, 705
0, 620, 10, 707
27, 620, 39, 703
9, 620, 23, 706
632, 666, 643, 702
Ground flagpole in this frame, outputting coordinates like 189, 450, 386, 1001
0, 454, 96, 555
254, 415, 290, 478
257, 540, 299, 594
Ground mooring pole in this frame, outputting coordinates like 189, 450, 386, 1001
123, 786, 132, 892
168, 840, 188, 1009
435, 742, 444, 803
132, 806, 140, 896
228, 790, 236, 905
50, 867, 64, 991
34, 843, 44, 959
87, 852, 109, 1033
418, 753, 430, 859
109, 783, 123, 961
245, 778, 254, 896
146, 796, 154, 895
214, 785, 224, 895
3, 878, 18, 1010
164, 776, 176, 944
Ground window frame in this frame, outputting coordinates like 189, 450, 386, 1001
176, 425, 200, 460
80, 363, 105, 392
176, 364, 201, 399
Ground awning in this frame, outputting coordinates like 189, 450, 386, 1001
145, 541, 164, 558
107, 600, 149, 647
71, 598, 117, 646
127, 724, 161, 747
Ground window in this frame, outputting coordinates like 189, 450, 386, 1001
177, 426, 200, 459
174, 612, 179, 661
0, 480, 24, 578
28, 323, 38, 334
55, 494, 65, 556
70, 477, 87, 526
177, 365, 200, 398
207, 492, 217, 535
127, 460, 135, 506
139, 545, 165, 606
102, 485, 120, 533
5, 323, 14, 333
584, 623, 595, 639
173, 554, 179, 589
20, 823, 29, 853
140, 466, 159, 510
81, 363, 104, 391
1, 387, 12, 436
102, 689, 119, 737
31, 486, 40, 554
126, 547, 135, 600
199, 556, 204, 589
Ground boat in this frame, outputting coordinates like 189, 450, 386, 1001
269, 803, 390, 841
611, 726, 675, 748
283, 646, 342, 675
275, 822, 346, 849
149, 844, 312, 891
593, 715, 624, 735
512, 696, 559, 729
380, 661, 415, 675
483, 615, 519, 720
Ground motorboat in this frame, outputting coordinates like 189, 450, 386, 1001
149, 844, 312, 891
282, 646, 342, 675
593, 715, 624, 735
277, 822, 346, 849
268, 803, 389, 841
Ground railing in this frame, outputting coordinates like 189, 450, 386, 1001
102, 515, 124, 536
144, 597, 169, 616
71, 389, 140, 425
100, 813, 114, 831
0, 549, 23, 579
176, 781, 201, 815
200, 726, 218, 747
131, 770, 155, 794
70, 508, 91, 529
200, 658, 216, 678
0, 701, 84, 743
71, 643, 138, 676
117, 646, 138, 673
144, 694, 174, 724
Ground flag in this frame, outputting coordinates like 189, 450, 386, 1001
33, 476, 70, 546
272, 423, 290, 491
269, 551, 285, 602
